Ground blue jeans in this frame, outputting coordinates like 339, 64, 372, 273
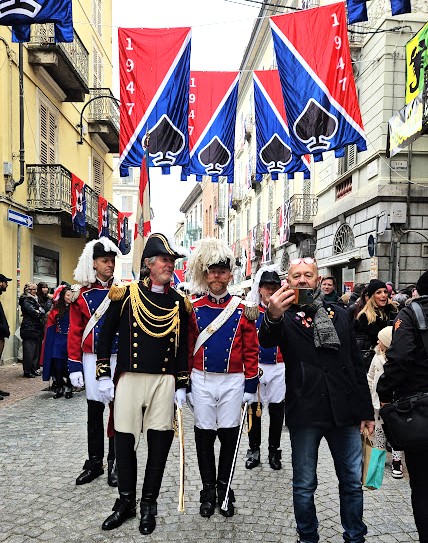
289, 425, 366, 543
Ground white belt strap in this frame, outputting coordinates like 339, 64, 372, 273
81, 293, 111, 346
193, 296, 242, 356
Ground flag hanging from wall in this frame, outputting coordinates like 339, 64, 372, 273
132, 152, 151, 279
262, 221, 272, 263
98, 196, 109, 238
346, 0, 368, 24
118, 26, 191, 178
70, 174, 86, 235
183, 71, 239, 183
0, 0, 73, 43
253, 70, 310, 181
278, 200, 291, 246
117, 211, 132, 255
270, 3, 366, 161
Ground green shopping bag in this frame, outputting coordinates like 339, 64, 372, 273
361, 432, 386, 490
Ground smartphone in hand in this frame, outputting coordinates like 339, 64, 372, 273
293, 288, 314, 306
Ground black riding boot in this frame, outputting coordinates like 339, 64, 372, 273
107, 436, 118, 487
76, 400, 105, 485
139, 429, 174, 535
268, 402, 285, 470
102, 432, 137, 530
217, 426, 239, 518
246, 402, 261, 469
194, 426, 217, 517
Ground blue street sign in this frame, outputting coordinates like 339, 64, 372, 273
7, 209, 33, 229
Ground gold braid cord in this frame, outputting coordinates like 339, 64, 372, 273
129, 281, 180, 354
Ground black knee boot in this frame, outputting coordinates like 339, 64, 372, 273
102, 432, 137, 530
246, 402, 262, 469
139, 429, 174, 535
217, 426, 239, 517
76, 400, 105, 485
107, 436, 118, 487
268, 402, 285, 470
194, 426, 217, 517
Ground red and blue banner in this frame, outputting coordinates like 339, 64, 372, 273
253, 70, 310, 181
183, 71, 239, 183
118, 211, 132, 255
132, 152, 151, 279
98, 196, 109, 238
71, 173, 86, 235
0, 0, 73, 43
118, 27, 191, 177
270, 3, 366, 161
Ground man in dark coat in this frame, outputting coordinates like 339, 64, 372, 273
97, 233, 190, 535
259, 257, 374, 543
0, 273, 12, 399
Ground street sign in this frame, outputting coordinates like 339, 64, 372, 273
367, 234, 375, 257
7, 209, 33, 229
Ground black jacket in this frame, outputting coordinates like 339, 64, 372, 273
353, 304, 398, 351
259, 303, 373, 427
19, 294, 44, 340
0, 299, 10, 339
377, 296, 428, 403
97, 281, 189, 389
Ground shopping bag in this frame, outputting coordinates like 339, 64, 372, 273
361, 432, 386, 490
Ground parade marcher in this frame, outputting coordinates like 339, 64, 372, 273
67, 237, 122, 487
41, 285, 73, 399
259, 257, 374, 543
244, 265, 285, 471
97, 233, 190, 535
186, 238, 259, 518
0, 273, 12, 399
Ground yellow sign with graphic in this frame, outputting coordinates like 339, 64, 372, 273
406, 21, 428, 104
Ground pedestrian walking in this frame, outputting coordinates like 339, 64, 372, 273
97, 233, 189, 535
186, 238, 259, 518
244, 265, 285, 471
68, 237, 121, 488
0, 273, 12, 399
259, 256, 374, 543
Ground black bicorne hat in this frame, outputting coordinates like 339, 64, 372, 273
207, 259, 232, 270
141, 233, 185, 263
93, 242, 118, 259
259, 270, 281, 286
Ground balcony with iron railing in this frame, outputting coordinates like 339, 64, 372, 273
26, 164, 119, 242
28, 24, 89, 102
87, 88, 120, 153
276, 194, 318, 245
184, 224, 202, 246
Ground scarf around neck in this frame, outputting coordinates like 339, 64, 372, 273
306, 287, 341, 351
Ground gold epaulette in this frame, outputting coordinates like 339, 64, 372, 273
175, 288, 193, 314
70, 284, 82, 302
243, 303, 260, 322
109, 282, 130, 301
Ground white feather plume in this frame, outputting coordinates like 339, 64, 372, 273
246, 263, 281, 305
73, 237, 122, 287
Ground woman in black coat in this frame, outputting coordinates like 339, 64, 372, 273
19, 283, 45, 377
353, 280, 398, 371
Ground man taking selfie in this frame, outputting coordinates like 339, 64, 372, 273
259, 257, 374, 543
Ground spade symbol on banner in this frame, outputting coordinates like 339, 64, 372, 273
76, 189, 83, 213
148, 114, 185, 166
198, 136, 231, 175
294, 98, 338, 152
260, 134, 292, 173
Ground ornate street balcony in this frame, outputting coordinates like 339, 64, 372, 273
28, 24, 89, 102
26, 164, 119, 242
276, 194, 318, 246
88, 88, 120, 153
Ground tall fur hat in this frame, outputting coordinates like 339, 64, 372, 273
73, 237, 122, 287
246, 264, 281, 305
186, 238, 235, 294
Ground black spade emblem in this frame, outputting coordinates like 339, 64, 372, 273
147, 114, 185, 166
119, 217, 131, 255
198, 136, 231, 175
293, 98, 338, 152
260, 134, 292, 173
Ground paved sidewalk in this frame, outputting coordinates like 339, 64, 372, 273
0, 377, 419, 543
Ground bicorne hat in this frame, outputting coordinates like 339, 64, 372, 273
141, 233, 185, 263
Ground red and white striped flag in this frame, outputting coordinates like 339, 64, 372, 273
132, 151, 151, 279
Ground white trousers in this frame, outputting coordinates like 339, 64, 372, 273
191, 368, 244, 430
258, 363, 286, 406
82, 353, 117, 402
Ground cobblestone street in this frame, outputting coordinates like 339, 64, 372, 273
0, 364, 419, 543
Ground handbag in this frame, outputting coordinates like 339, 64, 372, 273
361, 431, 386, 490
380, 392, 428, 451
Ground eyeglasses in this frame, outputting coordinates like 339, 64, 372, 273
289, 257, 316, 266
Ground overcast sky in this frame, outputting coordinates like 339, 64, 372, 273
111, 0, 261, 233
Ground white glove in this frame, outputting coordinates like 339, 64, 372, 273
175, 388, 187, 408
243, 392, 256, 405
98, 377, 115, 405
186, 392, 194, 412
70, 371, 84, 388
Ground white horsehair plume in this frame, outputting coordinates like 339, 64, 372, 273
186, 237, 235, 294
246, 263, 281, 305
73, 237, 122, 287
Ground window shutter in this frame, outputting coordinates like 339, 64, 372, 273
40, 101, 56, 165
93, 155, 104, 195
